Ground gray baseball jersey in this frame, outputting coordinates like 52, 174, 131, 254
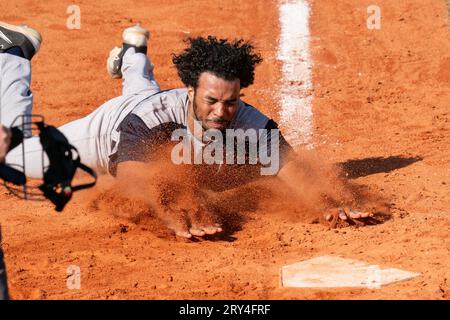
5, 49, 293, 181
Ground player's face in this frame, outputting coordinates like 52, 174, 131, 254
188, 72, 240, 131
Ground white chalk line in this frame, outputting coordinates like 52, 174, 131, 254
277, 0, 313, 148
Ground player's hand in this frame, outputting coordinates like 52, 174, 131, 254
324, 207, 373, 228
0, 126, 11, 162
163, 205, 223, 239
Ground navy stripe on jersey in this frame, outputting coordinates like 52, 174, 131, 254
264, 119, 294, 159
108, 113, 185, 176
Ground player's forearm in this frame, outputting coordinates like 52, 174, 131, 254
277, 158, 302, 192
276, 151, 317, 198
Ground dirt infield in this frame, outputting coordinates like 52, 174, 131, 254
0, 0, 449, 299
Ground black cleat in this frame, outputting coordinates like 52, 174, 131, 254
0, 21, 42, 60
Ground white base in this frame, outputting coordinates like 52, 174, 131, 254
281, 255, 420, 289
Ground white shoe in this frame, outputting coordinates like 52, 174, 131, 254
122, 24, 149, 48
107, 24, 150, 78
0, 21, 42, 60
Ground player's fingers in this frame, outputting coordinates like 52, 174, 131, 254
348, 209, 370, 219
163, 211, 192, 238
202, 225, 223, 235
175, 230, 192, 239
338, 208, 348, 220
189, 228, 206, 237
358, 211, 371, 218
347, 210, 361, 219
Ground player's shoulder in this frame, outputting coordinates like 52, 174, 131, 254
129, 88, 189, 128
229, 100, 270, 130
131, 88, 188, 115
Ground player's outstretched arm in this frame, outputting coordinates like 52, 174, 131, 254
276, 150, 372, 227
117, 160, 223, 239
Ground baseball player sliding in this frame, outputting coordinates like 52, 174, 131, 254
1, 22, 372, 238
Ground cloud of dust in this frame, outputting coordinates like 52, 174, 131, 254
81, 145, 387, 237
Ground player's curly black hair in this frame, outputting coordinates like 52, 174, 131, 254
172, 36, 263, 89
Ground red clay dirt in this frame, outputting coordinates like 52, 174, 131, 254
0, 0, 449, 299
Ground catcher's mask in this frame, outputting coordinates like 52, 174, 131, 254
0, 115, 97, 212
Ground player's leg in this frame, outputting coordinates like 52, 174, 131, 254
0, 54, 32, 129
107, 24, 160, 96
121, 47, 160, 96
5, 113, 102, 179
4, 135, 46, 179
0, 22, 42, 131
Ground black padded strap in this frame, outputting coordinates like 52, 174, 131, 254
71, 160, 97, 192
